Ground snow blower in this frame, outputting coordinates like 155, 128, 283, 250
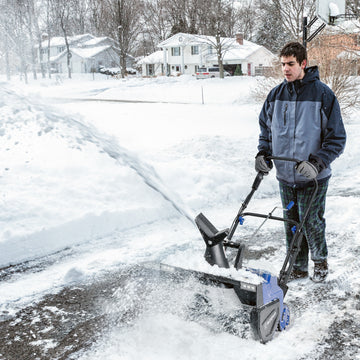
161, 157, 318, 343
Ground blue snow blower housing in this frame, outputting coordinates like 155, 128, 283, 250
162, 157, 317, 343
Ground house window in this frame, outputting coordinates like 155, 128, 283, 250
207, 45, 213, 55
57, 46, 65, 53
147, 64, 154, 76
171, 47, 181, 56
191, 45, 199, 55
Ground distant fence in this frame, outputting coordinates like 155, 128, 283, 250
254, 66, 274, 77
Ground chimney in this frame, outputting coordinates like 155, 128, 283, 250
235, 33, 244, 45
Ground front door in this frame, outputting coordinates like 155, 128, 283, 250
247, 63, 252, 76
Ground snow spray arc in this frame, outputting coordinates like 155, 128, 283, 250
23, 87, 195, 225
95, 132, 195, 224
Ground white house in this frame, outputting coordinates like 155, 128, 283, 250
138, 32, 276, 77
37, 34, 134, 74
137, 51, 164, 76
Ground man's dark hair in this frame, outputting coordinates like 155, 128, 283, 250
280, 42, 307, 65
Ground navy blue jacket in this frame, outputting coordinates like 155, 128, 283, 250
258, 66, 346, 186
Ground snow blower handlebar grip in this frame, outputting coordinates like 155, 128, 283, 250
252, 171, 264, 190
267, 156, 301, 166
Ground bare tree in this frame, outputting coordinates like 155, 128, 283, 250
51, 0, 73, 79
100, 0, 143, 78
20, 0, 39, 80
201, 0, 236, 77
0, 1, 13, 80
253, 0, 291, 52
317, 52, 360, 114
272, 0, 316, 40
347, 0, 360, 17
70, 0, 90, 34
1, 1, 33, 83
235, 1, 259, 41
28, 0, 47, 78
87, 0, 111, 35
142, 0, 171, 51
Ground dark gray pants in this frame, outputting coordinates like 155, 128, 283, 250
279, 179, 329, 272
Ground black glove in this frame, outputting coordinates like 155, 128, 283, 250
296, 161, 318, 179
255, 152, 273, 174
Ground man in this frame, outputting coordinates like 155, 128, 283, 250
255, 42, 346, 283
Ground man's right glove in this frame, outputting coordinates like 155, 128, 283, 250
295, 160, 318, 180
255, 153, 273, 174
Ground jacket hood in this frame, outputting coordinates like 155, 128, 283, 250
282, 65, 319, 86
302, 66, 320, 84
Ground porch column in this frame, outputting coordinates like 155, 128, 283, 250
181, 46, 185, 74
162, 48, 168, 76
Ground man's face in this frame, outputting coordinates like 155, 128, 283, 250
280, 55, 306, 82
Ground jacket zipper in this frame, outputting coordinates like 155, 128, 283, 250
283, 103, 288, 126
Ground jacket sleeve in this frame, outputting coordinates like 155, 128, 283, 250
257, 95, 273, 156
315, 89, 346, 167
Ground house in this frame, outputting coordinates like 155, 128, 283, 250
37, 34, 134, 74
307, 20, 360, 75
138, 32, 276, 77
137, 51, 164, 76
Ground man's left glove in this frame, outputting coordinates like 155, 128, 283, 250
295, 161, 318, 180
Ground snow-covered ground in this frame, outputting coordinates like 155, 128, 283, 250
0, 73, 359, 359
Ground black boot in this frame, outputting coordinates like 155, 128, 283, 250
288, 268, 308, 282
311, 260, 328, 283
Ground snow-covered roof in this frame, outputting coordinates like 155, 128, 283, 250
71, 45, 113, 59
137, 51, 163, 64
39, 34, 95, 48
47, 45, 114, 63
157, 33, 216, 47
82, 37, 112, 47
337, 49, 360, 59
323, 19, 360, 34
157, 32, 274, 61
211, 39, 273, 62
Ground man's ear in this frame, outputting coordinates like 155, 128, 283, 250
301, 59, 307, 69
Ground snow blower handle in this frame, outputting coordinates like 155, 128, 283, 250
227, 171, 264, 241
267, 156, 301, 166
252, 171, 264, 190
227, 157, 301, 242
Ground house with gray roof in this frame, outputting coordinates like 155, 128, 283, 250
37, 34, 134, 74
